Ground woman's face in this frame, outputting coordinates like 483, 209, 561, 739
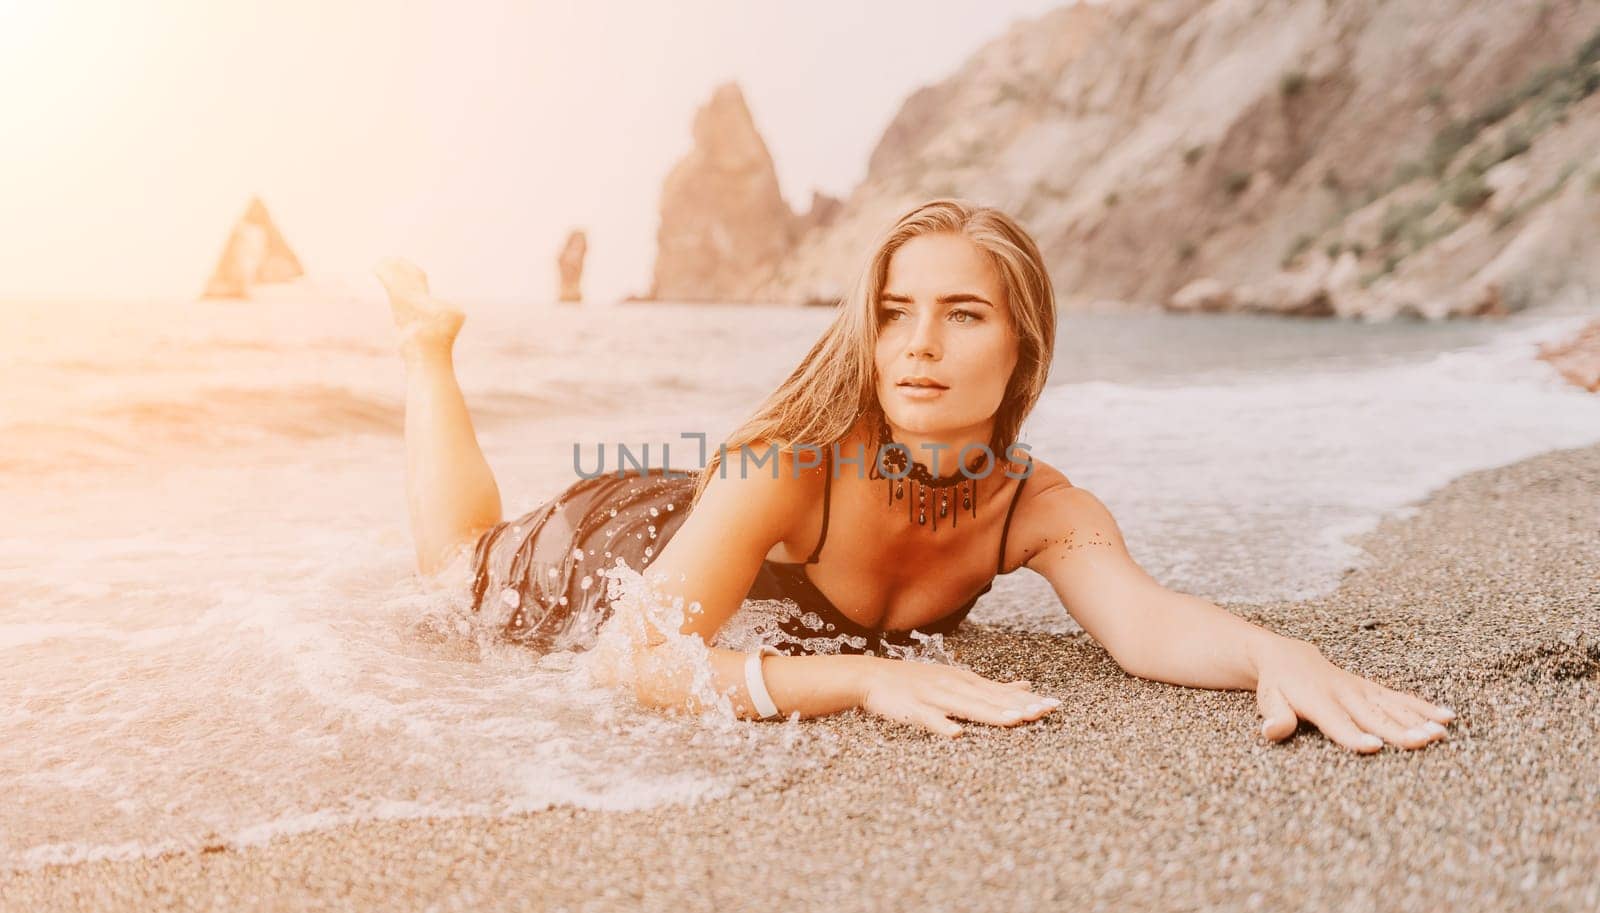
873, 232, 1019, 447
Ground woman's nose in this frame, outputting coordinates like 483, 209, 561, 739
906, 315, 942, 360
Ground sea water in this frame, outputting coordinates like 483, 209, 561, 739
2, 288, 1599, 870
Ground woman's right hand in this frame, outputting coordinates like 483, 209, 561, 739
855, 658, 1060, 737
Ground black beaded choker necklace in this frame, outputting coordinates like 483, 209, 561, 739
868, 419, 989, 531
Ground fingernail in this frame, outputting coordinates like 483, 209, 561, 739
1042, 697, 1061, 707
1423, 721, 1446, 736
1360, 734, 1384, 750
1438, 705, 1456, 720
1026, 702, 1047, 714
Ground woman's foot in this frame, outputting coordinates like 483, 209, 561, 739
374, 257, 465, 356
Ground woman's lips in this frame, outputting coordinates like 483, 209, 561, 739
896, 382, 948, 400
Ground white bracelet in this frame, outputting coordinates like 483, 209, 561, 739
743, 646, 782, 720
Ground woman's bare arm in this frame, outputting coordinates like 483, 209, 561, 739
1017, 475, 1457, 753
1016, 481, 1280, 687
618, 451, 861, 719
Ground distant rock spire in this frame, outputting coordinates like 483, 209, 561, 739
558, 229, 588, 303
202, 196, 303, 299
648, 82, 797, 302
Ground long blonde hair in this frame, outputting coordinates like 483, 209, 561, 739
694, 198, 1057, 501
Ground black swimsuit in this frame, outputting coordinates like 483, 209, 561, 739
467, 452, 1031, 656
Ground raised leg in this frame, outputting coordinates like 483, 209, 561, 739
375, 257, 503, 575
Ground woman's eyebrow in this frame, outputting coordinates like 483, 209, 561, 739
879, 291, 995, 307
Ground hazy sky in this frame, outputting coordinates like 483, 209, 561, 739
0, 0, 1065, 304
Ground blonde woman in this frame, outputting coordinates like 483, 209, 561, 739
377, 199, 1457, 751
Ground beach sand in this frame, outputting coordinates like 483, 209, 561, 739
7, 443, 1598, 913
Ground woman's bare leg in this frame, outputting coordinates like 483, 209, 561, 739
375, 257, 503, 575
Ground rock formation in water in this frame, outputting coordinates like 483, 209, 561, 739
745, 0, 1600, 320
1539, 319, 1600, 391
648, 82, 806, 302
558, 229, 587, 303
202, 196, 304, 299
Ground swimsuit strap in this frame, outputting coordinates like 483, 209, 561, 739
805, 446, 834, 564
996, 461, 1033, 575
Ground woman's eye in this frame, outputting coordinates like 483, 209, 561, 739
880, 308, 908, 322
949, 309, 979, 324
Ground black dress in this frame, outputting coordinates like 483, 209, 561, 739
468, 453, 1031, 656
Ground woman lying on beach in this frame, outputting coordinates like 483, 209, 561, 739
376, 198, 1457, 753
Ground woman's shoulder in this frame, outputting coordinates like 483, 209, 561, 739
1001, 457, 1129, 571
692, 440, 830, 559
1016, 455, 1073, 498
1011, 457, 1111, 526
700, 440, 830, 510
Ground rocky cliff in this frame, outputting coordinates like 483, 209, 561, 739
745, 0, 1600, 319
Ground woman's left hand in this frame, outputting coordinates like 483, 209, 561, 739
1252, 638, 1457, 753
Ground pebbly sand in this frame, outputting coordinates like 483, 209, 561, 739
6, 443, 1598, 913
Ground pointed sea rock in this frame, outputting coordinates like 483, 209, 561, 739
649, 82, 796, 302
202, 196, 304, 299
557, 229, 587, 303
